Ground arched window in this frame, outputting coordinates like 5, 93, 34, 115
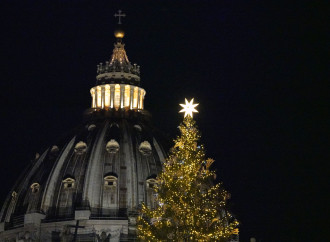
62, 177, 75, 189
103, 173, 118, 208
110, 122, 119, 128
104, 174, 118, 189
106, 139, 120, 154
146, 176, 157, 209
74, 141, 87, 155
139, 141, 152, 156
146, 178, 157, 189
88, 124, 96, 131
50, 145, 59, 153
134, 124, 142, 132
30, 183, 40, 194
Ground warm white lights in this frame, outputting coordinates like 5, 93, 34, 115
90, 84, 145, 110
179, 98, 199, 118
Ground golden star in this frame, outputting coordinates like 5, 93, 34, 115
179, 98, 199, 118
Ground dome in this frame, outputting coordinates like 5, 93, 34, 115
0, 11, 168, 241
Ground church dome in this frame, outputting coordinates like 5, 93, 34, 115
0, 12, 168, 241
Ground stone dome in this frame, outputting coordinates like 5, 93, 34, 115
0, 14, 168, 241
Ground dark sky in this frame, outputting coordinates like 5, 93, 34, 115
0, 0, 327, 241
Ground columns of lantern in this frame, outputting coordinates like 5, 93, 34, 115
130, 86, 134, 109
90, 85, 145, 110
137, 89, 141, 109
110, 85, 115, 108
91, 89, 96, 108
101, 86, 105, 108
120, 84, 124, 109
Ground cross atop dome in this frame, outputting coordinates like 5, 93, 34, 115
114, 10, 126, 25
114, 10, 126, 39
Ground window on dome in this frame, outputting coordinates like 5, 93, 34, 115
74, 141, 87, 154
114, 84, 120, 109
51, 145, 59, 153
139, 141, 152, 156
105, 85, 110, 107
104, 175, 117, 189
146, 178, 157, 208
146, 178, 157, 189
133, 87, 138, 108
134, 124, 142, 132
124, 85, 130, 108
62, 177, 75, 189
30, 183, 40, 194
88, 124, 96, 131
106, 139, 120, 154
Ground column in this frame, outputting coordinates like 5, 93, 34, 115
90, 88, 95, 108
95, 88, 99, 108
120, 84, 124, 109
110, 85, 115, 109
130, 86, 134, 110
137, 89, 141, 109
105, 85, 110, 108
101, 86, 105, 108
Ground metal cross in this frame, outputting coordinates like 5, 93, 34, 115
68, 220, 85, 242
114, 10, 126, 24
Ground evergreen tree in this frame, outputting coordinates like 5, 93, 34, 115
137, 116, 239, 241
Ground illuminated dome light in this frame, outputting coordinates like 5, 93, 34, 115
114, 29, 125, 39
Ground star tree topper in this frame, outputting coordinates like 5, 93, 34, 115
179, 98, 199, 118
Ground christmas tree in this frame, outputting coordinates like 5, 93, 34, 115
137, 99, 239, 241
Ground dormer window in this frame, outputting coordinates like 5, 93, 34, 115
110, 123, 119, 128
134, 125, 142, 132
106, 139, 120, 154
88, 124, 96, 131
139, 141, 152, 156
50, 145, 59, 153
74, 141, 87, 155
30, 183, 40, 193
104, 175, 118, 189
146, 178, 157, 189
62, 177, 75, 189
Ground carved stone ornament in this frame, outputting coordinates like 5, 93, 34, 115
74, 141, 87, 155
139, 141, 152, 156
30, 183, 40, 193
106, 139, 120, 154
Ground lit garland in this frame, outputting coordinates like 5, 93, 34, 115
137, 116, 239, 241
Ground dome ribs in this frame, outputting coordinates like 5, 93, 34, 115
1, 115, 168, 233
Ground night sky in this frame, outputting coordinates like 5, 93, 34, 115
0, 1, 327, 241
